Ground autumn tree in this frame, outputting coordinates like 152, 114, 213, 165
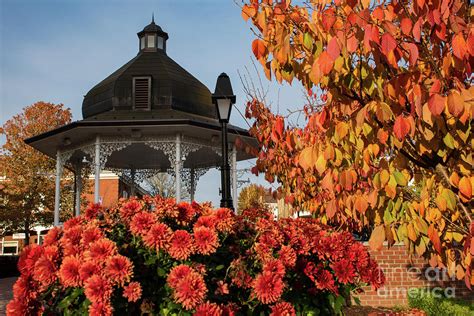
241, 0, 473, 286
0, 102, 73, 245
238, 183, 267, 213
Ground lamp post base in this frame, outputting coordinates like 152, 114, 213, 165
220, 198, 234, 210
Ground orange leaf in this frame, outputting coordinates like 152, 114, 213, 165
327, 37, 340, 61
299, 145, 318, 171
347, 35, 358, 53
428, 94, 446, 116
241, 4, 257, 22
428, 224, 442, 253
406, 43, 419, 65
413, 18, 422, 42
452, 33, 467, 60
354, 195, 368, 213
252, 39, 266, 60
275, 117, 284, 137
393, 115, 410, 141
369, 225, 385, 251
459, 176, 472, 200
318, 51, 334, 75
401, 18, 412, 36
447, 90, 464, 117
326, 199, 337, 219
381, 33, 397, 55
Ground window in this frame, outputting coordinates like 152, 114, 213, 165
140, 36, 145, 50
133, 77, 151, 109
147, 35, 155, 48
157, 36, 164, 49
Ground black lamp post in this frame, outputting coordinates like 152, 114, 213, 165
212, 73, 236, 209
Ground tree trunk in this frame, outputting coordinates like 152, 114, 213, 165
24, 216, 30, 246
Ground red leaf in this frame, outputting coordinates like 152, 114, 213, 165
322, 8, 336, 31
416, 0, 425, 9
428, 224, 442, 253
413, 18, 422, 42
428, 94, 446, 116
401, 18, 412, 36
452, 33, 467, 60
252, 39, 266, 60
318, 51, 334, 75
347, 35, 358, 53
327, 37, 340, 61
468, 33, 474, 56
407, 43, 419, 65
393, 115, 411, 141
381, 33, 397, 55
275, 117, 284, 137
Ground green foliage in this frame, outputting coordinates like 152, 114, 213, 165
408, 288, 474, 316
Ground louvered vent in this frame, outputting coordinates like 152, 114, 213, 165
133, 77, 151, 109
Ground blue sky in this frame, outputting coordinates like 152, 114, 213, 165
0, 0, 305, 205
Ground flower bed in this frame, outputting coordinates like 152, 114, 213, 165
7, 197, 384, 315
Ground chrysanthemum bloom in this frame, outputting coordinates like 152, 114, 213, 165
130, 211, 156, 236
42, 227, 62, 247
169, 230, 194, 260
12, 276, 36, 301
61, 226, 83, 256
17, 244, 43, 276
263, 258, 285, 277
63, 216, 82, 230
6, 299, 27, 316
252, 273, 284, 304
79, 261, 100, 282
119, 198, 143, 221
315, 269, 338, 293
278, 245, 297, 268
270, 302, 296, 316
254, 242, 273, 263
214, 208, 235, 233
105, 255, 133, 285
85, 203, 103, 220
142, 222, 172, 252
215, 280, 229, 295
193, 215, 217, 230
88, 301, 113, 316
84, 275, 112, 303
193, 302, 222, 316
123, 281, 142, 302
172, 271, 207, 310
176, 202, 196, 224
81, 226, 103, 246
193, 226, 219, 255
59, 256, 82, 287
167, 264, 193, 288
331, 259, 356, 284
33, 255, 57, 286
85, 238, 117, 262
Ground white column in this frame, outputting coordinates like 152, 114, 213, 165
130, 168, 136, 197
190, 168, 195, 202
54, 150, 62, 226
75, 163, 82, 216
175, 134, 181, 202
36, 230, 41, 245
231, 143, 238, 211
94, 136, 101, 203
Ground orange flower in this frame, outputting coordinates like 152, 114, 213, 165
81, 226, 103, 246
119, 198, 143, 221
194, 302, 222, 316
167, 265, 193, 288
214, 208, 235, 233
169, 230, 194, 260
105, 255, 133, 285
252, 273, 284, 304
193, 215, 217, 230
171, 270, 207, 310
42, 227, 62, 247
278, 246, 296, 268
84, 275, 112, 303
142, 222, 172, 252
85, 203, 102, 220
33, 255, 57, 286
59, 256, 82, 287
85, 239, 117, 261
130, 211, 156, 236
123, 281, 142, 302
88, 301, 113, 316
262, 258, 285, 278
79, 261, 100, 282
270, 302, 296, 316
193, 227, 219, 255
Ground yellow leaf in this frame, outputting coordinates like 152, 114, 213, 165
369, 225, 385, 251
299, 145, 318, 170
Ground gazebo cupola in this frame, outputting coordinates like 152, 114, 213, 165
137, 15, 168, 52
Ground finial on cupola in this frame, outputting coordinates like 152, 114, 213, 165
137, 16, 169, 53
152, 12, 155, 23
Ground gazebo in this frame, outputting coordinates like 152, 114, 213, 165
25, 18, 256, 226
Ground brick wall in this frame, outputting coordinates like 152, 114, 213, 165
84, 178, 119, 208
356, 243, 474, 307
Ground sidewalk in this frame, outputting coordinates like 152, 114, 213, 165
0, 278, 15, 315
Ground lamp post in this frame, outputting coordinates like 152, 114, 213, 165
212, 73, 236, 209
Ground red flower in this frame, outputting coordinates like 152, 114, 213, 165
88, 301, 113, 316
194, 227, 219, 255
85, 239, 117, 261
85, 203, 102, 220
79, 261, 100, 282
33, 255, 57, 286
167, 265, 193, 288
123, 281, 142, 302
331, 259, 356, 284
194, 215, 217, 230
63, 216, 82, 230
169, 230, 194, 260
105, 255, 133, 285
12, 276, 36, 301
6, 299, 27, 316
17, 244, 43, 276
61, 226, 83, 256
215, 280, 229, 295
252, 273, 284, 304
214, 208, 235, 233
278, 245, 297, 268
143, 222, 172, 252
193, 302, 222, 316
263, 258, 285, 277
84, 275, 112, 303
176, 201, 196, 224
59, 256, 82, 287
316, 269, 337, 293
171, 270, 207, 310
130, 211, 156, 236
42, 227, 62, 247
270, 302, 296, 316
81, 226, 103, 246
119, 198, 143, 221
